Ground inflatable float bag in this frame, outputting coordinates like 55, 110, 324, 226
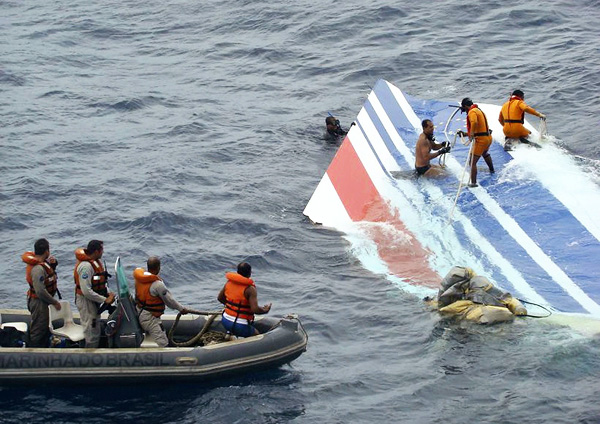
438, 299, 473, 315
439, 300, 515, 324
467, 276, 507, 307
504, 296, 527, 316
438, 266, 476, 307
439, 266, 475, 291
438, 285, 465, 308
465, 304, 515, 324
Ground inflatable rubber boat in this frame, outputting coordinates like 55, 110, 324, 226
0, 309, 307, 385
0, 257, 308, 385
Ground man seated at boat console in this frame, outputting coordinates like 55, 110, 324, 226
415, 119, 451, 177
134, 256, 191, 348
217, 262, 272, 337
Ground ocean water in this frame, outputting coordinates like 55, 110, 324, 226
1, 0, 599, 423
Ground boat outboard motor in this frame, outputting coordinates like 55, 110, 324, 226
106, 257, 143, 348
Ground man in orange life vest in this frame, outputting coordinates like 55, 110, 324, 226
458, 97, 495, 187
74, 240, 115, 348
498, 89, 546, 150
217, 262, 272, 337
134, 256, 190, 347
21, 238, 62, 347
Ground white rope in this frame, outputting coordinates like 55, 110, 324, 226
538, 118, 548, 141
439, 107, 464, 168
440, 130, 470, 168
443, 106, 461, 143
439, 148, 446, 167
447, 134, 473, 225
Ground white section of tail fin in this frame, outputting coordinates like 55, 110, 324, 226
303, 173, 351, 226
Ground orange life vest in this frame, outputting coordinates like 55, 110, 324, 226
467, 105, 491, 139
501, 95, 525, 124
22, 251, 58, 299
134, 267, 165, 317
73, 248, 107, 297
500, 95, 534, 138
223, 272, 255, 322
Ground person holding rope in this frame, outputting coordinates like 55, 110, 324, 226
458, 97, 495, 187
498, 89, 546, 150
217, 262, 271, 337
415, 119, 451, 176
134, 256, 190, 347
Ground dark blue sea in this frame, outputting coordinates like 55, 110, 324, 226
2, 0, 600, 423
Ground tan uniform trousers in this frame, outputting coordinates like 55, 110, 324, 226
76, 294, 101, 348
137, 308, 168, 348
27, 297, 51, 348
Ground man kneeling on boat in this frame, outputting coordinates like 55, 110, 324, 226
415, 119, 451, 177
134, 256, 191, 347
217, 262, 272, 337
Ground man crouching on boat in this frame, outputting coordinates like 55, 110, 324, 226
217, 262, 271, 337
415, 119, 451, 177
134, 256, 191, 347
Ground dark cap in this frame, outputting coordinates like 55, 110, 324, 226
512, 89, 524, 98
461, 98, 473, 109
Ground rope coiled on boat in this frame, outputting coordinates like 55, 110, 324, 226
167, 309, 223, 347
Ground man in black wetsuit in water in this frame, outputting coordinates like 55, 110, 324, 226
325, 116, 348, 137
